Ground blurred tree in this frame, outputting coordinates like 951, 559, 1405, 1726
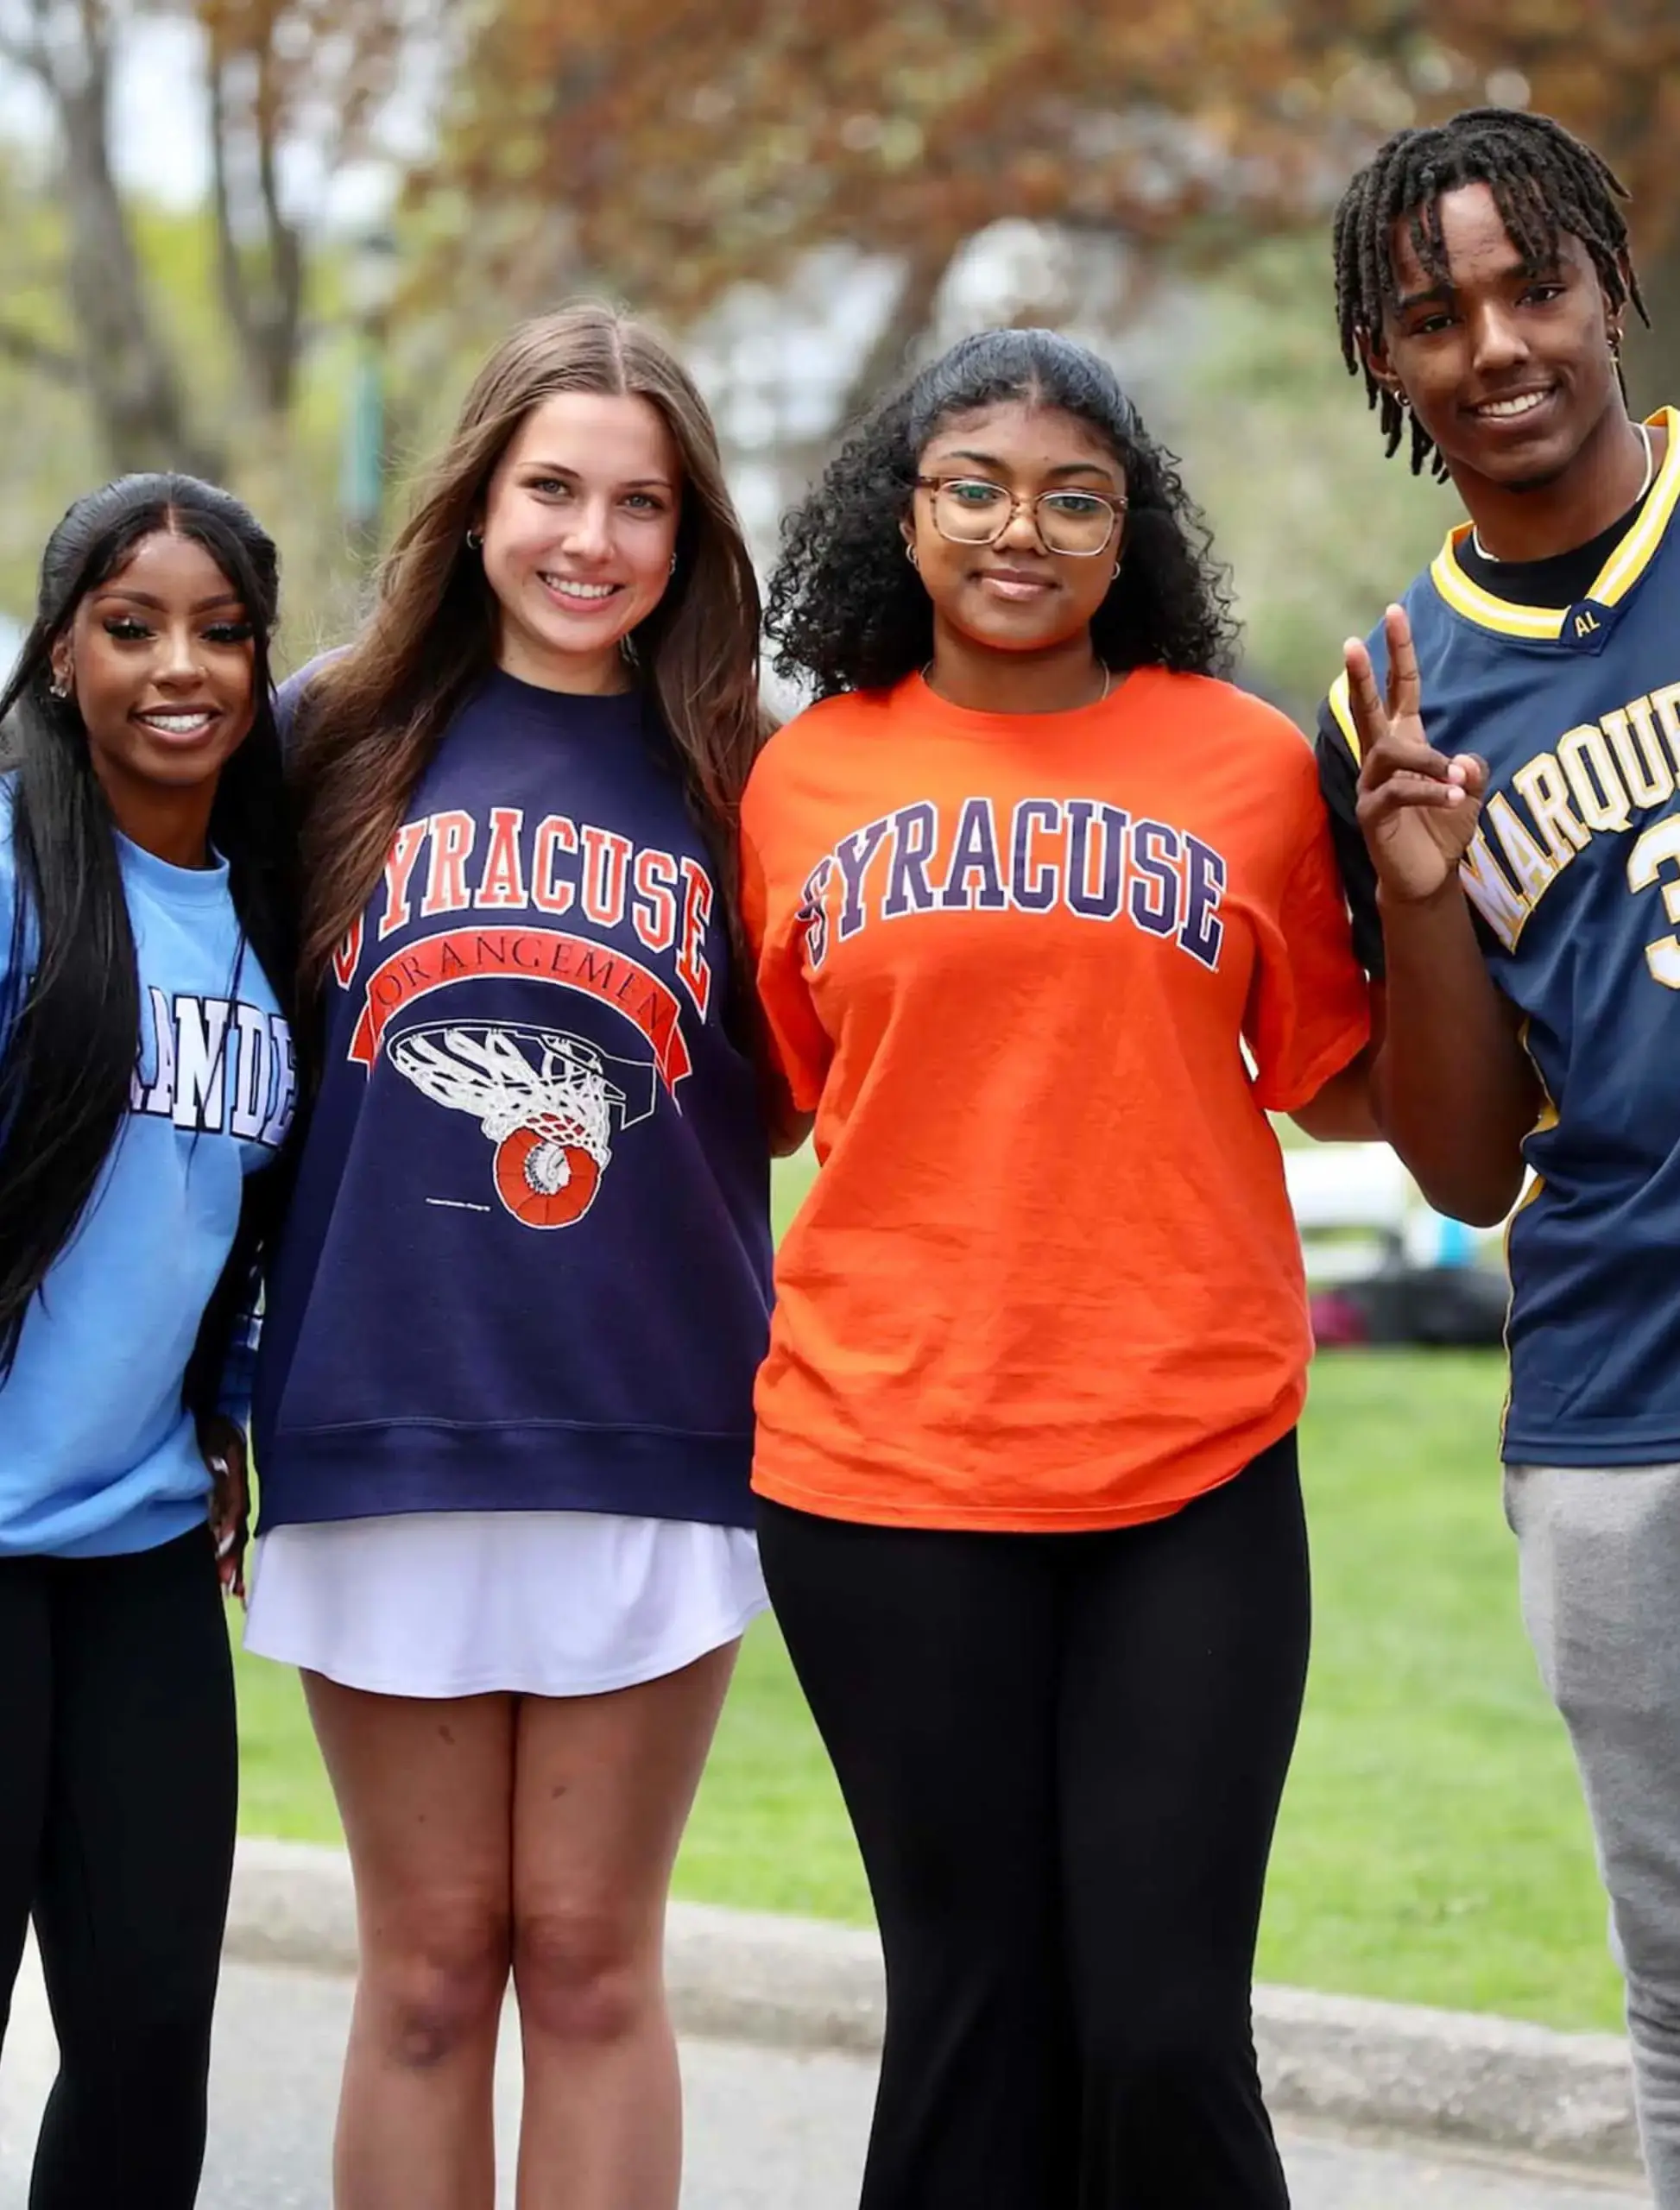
1165, 230, 1453, 711
421, 1, 1391, 375
0, 0, 215, 471
0, 149, 99, 613
1404, 0, 1680, 418
422, 0, 1680, 432
0, 0, 436, 474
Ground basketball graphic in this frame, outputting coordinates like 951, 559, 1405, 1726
492, 1124, 602, 1228
387, 1022, 657, 1228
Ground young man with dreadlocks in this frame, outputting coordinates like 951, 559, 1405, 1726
1318, 104, 1680, 2198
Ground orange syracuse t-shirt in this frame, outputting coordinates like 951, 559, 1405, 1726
740, 668, 1369, 1531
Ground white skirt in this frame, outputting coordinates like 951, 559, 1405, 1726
243, 1509, 767, 1699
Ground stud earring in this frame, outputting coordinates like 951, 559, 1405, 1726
48, 672, 69, 700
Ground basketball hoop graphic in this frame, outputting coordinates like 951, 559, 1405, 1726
388, 1022, 656, 1228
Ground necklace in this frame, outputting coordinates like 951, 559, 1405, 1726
922, 661, 1113, 706
1469, 420, 1654, 563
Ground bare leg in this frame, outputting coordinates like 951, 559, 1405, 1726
511, 1641, 740, 2210
303, 1678, 515, 2210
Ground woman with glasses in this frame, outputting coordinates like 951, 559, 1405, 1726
742, 327, 1373, 2209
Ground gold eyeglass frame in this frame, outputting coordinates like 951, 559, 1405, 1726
912, 476, 1127, 556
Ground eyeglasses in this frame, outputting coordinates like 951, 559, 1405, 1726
913, 476, 1127, 557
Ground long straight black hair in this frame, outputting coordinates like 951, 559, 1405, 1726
0, 474, 300, 1411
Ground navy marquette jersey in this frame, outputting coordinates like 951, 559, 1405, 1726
1317, 408, 1680, 1467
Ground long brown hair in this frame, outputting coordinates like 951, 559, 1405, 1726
294, 301, 770, 992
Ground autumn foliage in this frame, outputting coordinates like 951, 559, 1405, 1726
421, 0, 1680, 411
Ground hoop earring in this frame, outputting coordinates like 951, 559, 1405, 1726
1111, 560, 1121, 580
905, 543, 919, 570
669, 552, 679, 575
465, 527, 483, 551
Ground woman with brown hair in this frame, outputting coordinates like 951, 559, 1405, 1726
243, 303, 774, 2209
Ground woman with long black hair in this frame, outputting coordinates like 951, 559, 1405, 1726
0, 473, 300, 2208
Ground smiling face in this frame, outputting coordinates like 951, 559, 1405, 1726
53, 527, 257, 830
903, 401, 1126, 660
478, 390, 683, 691
1369, 181, 1627, 494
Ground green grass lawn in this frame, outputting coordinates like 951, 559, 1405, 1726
1261, 1351, 1617, 2030
234, 1152, 1622, 2031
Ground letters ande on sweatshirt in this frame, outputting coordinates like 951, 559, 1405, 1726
798, 797, 1228, 972
129, 988, 297, 1149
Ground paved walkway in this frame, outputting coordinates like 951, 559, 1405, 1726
0, 1950, 1651, 2207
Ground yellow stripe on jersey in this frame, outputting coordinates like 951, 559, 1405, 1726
1515, 1015, 1560, 1138
1327, 669, 1360, 761
1595, 407, 1680, 601
1430, 534, 1563, 637
1496, 1026, 1559, 1454
1430, 408, 1680, 640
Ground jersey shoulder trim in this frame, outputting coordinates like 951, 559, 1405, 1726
1326, 670, 1360, 761
1429, 407, 1680, 640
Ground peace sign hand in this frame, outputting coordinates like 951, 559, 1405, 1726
1347, 604, 1486, 906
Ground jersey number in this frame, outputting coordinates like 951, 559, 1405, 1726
1628, 818, 1680, 988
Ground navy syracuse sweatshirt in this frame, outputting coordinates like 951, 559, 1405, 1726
253, 669, 773, 1530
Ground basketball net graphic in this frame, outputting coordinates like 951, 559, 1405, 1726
388, 1022, 656, 1228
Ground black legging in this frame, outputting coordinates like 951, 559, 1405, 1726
757, 1432, 1309, 2210
0, 1526, 237, 2210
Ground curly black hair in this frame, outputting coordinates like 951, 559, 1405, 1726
1334, 106, 1645, 480
766, 327, 1238, 697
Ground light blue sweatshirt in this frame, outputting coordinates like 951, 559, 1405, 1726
0, 782, 297, 1556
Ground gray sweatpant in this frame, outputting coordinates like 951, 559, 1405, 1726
1506, 1462, 1680, 2206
